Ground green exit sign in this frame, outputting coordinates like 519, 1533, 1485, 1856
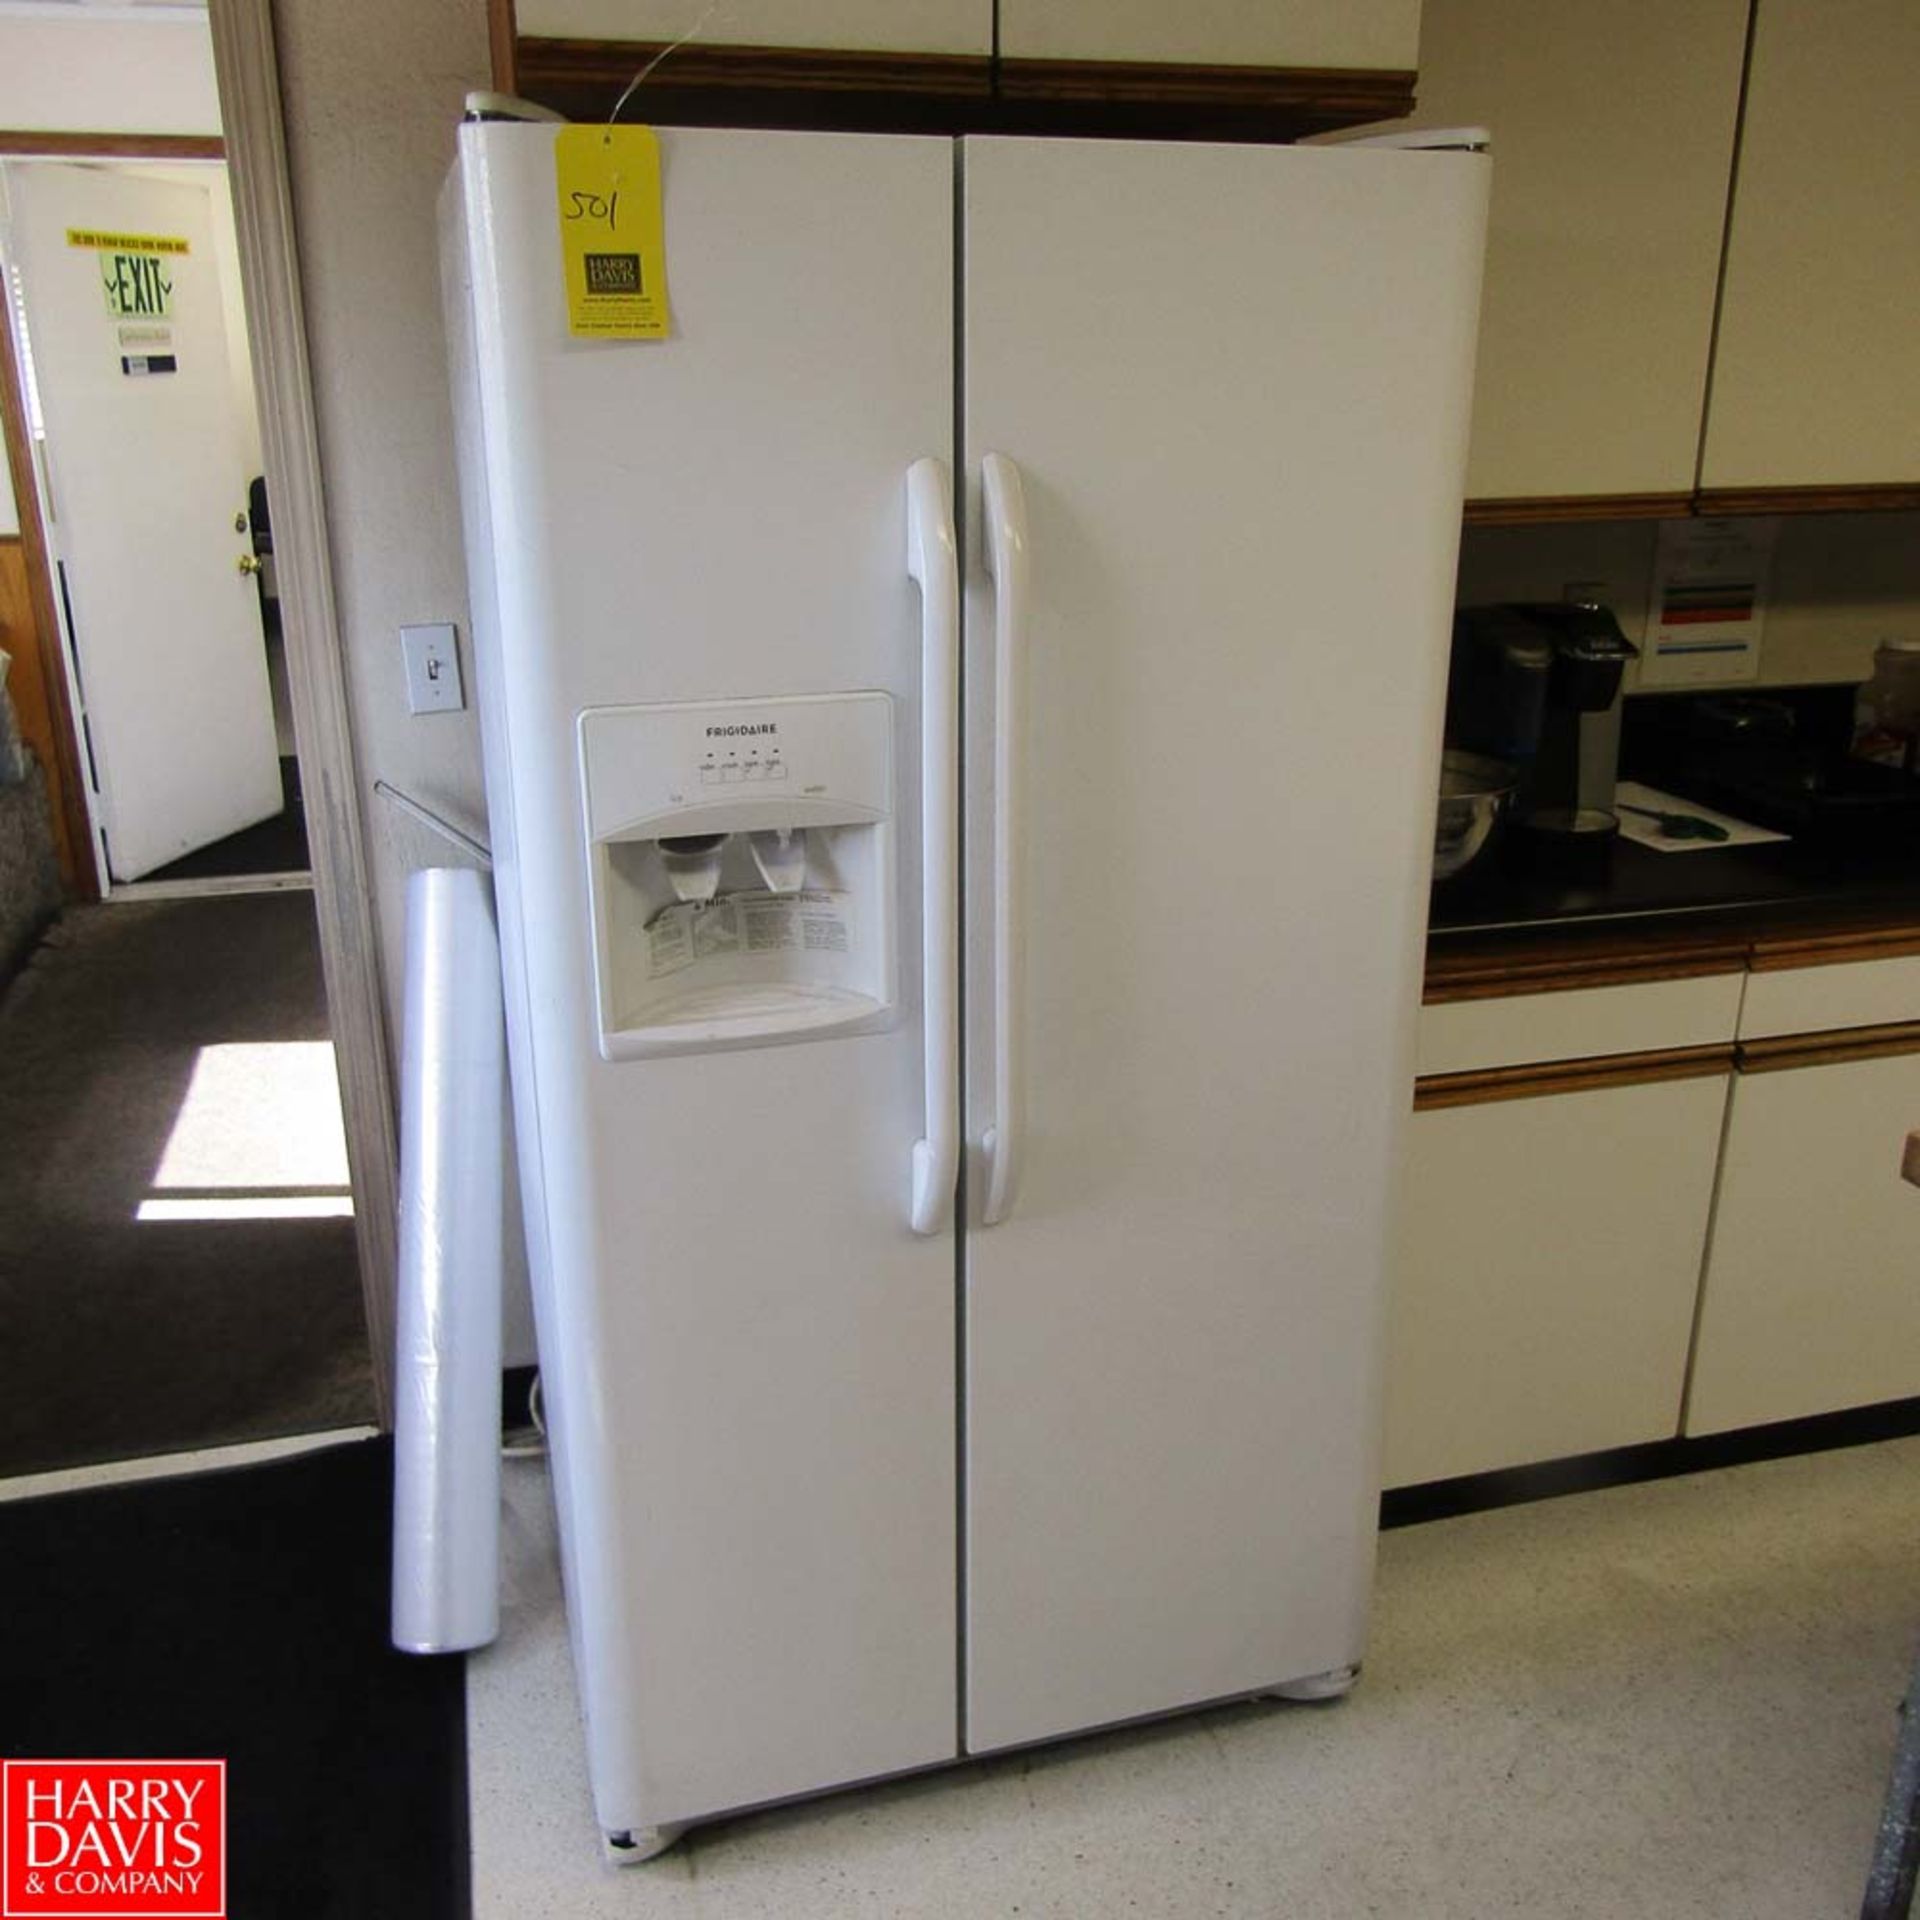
99, 251, 174, 320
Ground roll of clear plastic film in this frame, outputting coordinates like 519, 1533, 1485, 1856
392, 866, 505, 1654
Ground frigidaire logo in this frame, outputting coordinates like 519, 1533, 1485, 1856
705, 724, 777, 737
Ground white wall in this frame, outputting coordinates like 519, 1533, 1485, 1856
0, 17, 222, 135
0, 434, 16, 539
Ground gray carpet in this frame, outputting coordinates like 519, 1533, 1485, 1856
0, 893, 375, 1475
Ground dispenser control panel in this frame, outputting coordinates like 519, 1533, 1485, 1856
699, 742, 786, 783
579, 691, 893, 843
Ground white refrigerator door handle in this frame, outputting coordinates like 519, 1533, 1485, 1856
907, 457, 960, 1236
979, 453, 1028, 1227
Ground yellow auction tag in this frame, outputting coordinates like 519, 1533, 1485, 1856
554, 124, 672, 340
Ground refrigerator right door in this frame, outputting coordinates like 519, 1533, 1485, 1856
960, 136, 1488, 1754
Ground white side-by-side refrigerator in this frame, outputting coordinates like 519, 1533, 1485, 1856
443, 116, 1487, 1857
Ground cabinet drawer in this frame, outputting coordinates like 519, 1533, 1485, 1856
1738, 955, 1920, 1040
1418, 972, 1744, 1077
1686, 1049, 1920, 1434
1386, 1073, 1726, 1487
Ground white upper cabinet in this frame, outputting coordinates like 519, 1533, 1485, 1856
514, 0, 992, 54
1699, 0, 1920, 491
997, 0, 1419, 69
1412, 0, 1748, 502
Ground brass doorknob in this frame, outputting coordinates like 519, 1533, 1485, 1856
237, 553, 263, 576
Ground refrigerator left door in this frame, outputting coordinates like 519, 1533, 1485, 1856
446, 123, 960, 1837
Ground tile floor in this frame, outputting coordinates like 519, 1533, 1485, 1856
471, 1437, 1920, 1917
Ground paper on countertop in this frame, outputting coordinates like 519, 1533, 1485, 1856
1615, 781, 1789, 854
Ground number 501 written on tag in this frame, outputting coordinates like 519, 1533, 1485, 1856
555, 124, 672, 340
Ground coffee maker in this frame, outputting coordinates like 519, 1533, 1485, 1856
1449, 599, 1639, 838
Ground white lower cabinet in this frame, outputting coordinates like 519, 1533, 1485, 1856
1385, 1073, 1728, 1488
1685, 1049, 1920, 1435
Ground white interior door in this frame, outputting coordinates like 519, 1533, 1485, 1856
960, 135, 1488, 1754
4, 161, 280, 882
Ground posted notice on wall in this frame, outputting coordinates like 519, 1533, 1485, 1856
1640, 516, 1779, 687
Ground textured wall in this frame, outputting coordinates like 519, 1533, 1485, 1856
271, 0, 538, 1362
271, 0, 492, 1029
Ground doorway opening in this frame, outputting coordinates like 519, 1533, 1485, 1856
3, 153, 305, 896
0, 124, 374, 1478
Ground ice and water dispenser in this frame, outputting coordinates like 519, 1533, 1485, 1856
578, 693, 897, 1058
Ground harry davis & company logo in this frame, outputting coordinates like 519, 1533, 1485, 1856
3, 1762, 225, 1918
583, 251, 642, 296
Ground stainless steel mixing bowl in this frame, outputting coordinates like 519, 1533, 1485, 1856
1432, 750, 1518, 882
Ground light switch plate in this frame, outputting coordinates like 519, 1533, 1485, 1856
401, 623, 465, 714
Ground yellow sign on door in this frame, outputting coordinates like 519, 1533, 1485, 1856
554, 125, 672, 340
68, 230, 188, 320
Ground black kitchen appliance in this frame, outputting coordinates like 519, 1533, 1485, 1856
1449, 601, 1639, 839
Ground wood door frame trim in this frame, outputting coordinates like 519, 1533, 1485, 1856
0, 249, 99, 899
208, 0, 399, 1424
0, 131, 225, 161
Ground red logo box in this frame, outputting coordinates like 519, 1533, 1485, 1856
2, 1763, 224, 1919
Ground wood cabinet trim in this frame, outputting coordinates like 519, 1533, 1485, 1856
1414, 1044, 1735, 1110
514, 36, 1411, 138
1463, 492, 1692, 528
489, 0, 519, 94
1430, 906, 1920, 1004
993, 55, 1414, 115
0, 131, 224, 160
1464, 487, 1920, 527
518, 36, 993, 126
1695, 484, 1920, 518
1737, 1022, 1920, 1074
1748, 927, 1920, 972
1425, 941, 1749, 1004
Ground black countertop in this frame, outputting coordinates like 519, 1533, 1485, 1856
1427, 685, 1920, 963
1428, 830, 1920, 942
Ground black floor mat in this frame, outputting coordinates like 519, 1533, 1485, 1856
1, 1438, 467, 1919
